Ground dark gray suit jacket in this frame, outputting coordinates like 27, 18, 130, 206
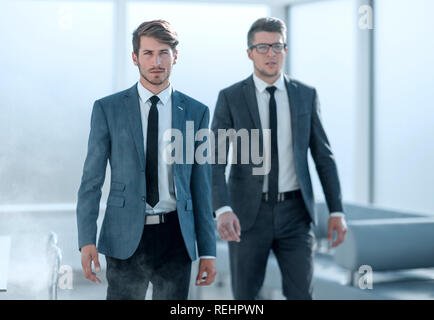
211, 75, 343, 231
76, 84, 216, 260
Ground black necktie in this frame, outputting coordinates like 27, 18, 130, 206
146, 95, 160, 207
266, 86, 278, 204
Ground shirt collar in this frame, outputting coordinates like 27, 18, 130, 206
137, 81, 172, 106
252, 72, 285, 93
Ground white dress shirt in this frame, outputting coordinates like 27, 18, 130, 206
137, 82, 177, 214
215, 73, 344, 219
137, 82, 216, 259
253, 72, 299, 194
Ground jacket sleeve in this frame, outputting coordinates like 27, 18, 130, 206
191, 107, 216, 257
210, 90, 233, 213
76, 100, 110, 250
309, 89, 344, 214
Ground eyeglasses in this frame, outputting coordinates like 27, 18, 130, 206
249, 43, 287, 54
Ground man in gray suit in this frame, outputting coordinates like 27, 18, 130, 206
211, 17, 347, 299
77, 20, 216, 299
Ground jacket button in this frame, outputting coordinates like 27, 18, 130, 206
142, 196, 145, 201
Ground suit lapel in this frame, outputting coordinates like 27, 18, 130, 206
171, 90, 185, 137
124, 83, 146, 171
171, 90, 186, 176
285, 75, 300, 148
243, 76, 263, 132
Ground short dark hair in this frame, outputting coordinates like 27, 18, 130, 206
247, 17, 287, 47
132, 20, 179, 56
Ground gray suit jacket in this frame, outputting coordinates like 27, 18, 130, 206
77, 83, 216, 260
211, 75, 343, 230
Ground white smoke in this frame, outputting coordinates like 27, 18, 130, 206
1, 211, 59, 299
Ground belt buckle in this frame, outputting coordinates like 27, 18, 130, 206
145, 214, 161, 225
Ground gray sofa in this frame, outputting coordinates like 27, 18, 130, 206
311, 202, 434, 299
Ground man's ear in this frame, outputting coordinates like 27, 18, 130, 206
172, 49, 178, 65
132, 51, 138, 66
247, 49, 253, 61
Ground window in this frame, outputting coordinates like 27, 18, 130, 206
0, 0, 114, 204
289, 0, 357, 203
0, 0, 268, 205
374, 0, 434, 214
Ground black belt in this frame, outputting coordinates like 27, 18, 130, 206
145, 210, 176, 225
262, 189, 302, 202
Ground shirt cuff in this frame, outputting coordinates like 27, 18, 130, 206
330, 212, 345, 218
199, 256, 216, 259
215, 206, 233, 219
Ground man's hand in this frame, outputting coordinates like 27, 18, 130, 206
217, 211, 241, 242
81, 244, 102, 283
196, 258, 216, 286
328, 216, 347, 248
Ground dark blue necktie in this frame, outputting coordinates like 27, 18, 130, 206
266, 86, 278, 204
146, 95, 160, 207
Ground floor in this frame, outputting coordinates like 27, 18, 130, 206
1, 210, 434, 300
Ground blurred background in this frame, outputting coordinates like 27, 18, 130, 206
0, 0, 433, 300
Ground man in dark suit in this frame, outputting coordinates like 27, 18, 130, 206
76, 20, 216, 300
211, 17, 347, 300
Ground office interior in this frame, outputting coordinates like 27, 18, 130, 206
0, 0, 433, 300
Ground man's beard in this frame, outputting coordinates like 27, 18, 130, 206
255, 64, 280, 79
139, 67, 169, 86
